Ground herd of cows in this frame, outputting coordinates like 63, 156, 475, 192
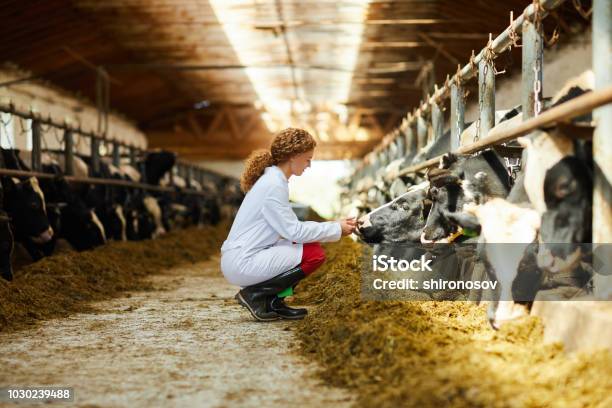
345, 70, 598, 329
0, 148, 243, 282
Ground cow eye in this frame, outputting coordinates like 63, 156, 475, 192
556, 179, 576, 198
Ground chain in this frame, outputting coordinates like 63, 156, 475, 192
475, 61, 487, 141
531, 0, 544, 117
454, 66, 463, 144
508, 11, 522, 50
504, 157, 522, 181
0, 113, 12, 148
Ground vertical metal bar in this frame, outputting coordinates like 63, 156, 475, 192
593, 0, 612, 299
31, 120, 42, 172
478, 59, 495, 137
185, 165, 193, 188
522, 18, 543, 119
416, 115, 427, 150
90, 136, 100, 176
129, 146, 137, 167
112, 141, 121, 167
396, 133, 405, 158
64, 130, 74, 176
406, 121, 418, 154
450, 82, 465, 150
431, 101, 444, 141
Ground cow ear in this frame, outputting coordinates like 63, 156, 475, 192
517, 136, 531, 148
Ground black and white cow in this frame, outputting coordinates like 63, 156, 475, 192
0, 183, 14, 281
1, 149, 54, 260
420, 150, 512, 243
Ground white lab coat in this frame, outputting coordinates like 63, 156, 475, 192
220, 165, 342, 287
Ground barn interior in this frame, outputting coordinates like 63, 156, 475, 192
0, 0, 594, 216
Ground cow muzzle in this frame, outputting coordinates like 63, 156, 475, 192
31, 226, 54, 244
488, 301, 529, 330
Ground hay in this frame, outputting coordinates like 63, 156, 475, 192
0, 223, 228, 333
293, 239, 612, 408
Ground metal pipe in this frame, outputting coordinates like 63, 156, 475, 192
406, 120, 417, 154
592, 0, 612, 299
397, 85, 612, 176
0, 168, 209, 196
450, 82, 465, 150
112, 141, 121, 167
522, 18, 544, 119
432, 101, 444, 140
478, 58, 495, 138
31, 120, 41, 172
370, 0, 568, 153
90, 136, 100, 176
0, 103, 144, 150
129, 146, 137, 167
64, 130, 74, 176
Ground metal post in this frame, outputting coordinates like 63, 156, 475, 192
185, 165, 193, 188
478, 58, 495, 138
90, 136, 100, 176
129, 146, 137, 167
450, 82, 465, 150
112, 141, 121, 167
64, 130, 74, 176
522, 18, 543, 119
593, 0, 612, 299
396, 133, 405, 158
31, 120, 41, 172
406, 121, 417, 154
431, 101, 444, 141
416, 115, 427, 150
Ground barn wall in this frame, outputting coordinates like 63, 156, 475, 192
0, 65, 147, 154
464, 29, 593, 122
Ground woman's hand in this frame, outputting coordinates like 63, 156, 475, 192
339, 218, 357, 236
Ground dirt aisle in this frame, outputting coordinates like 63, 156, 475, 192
0, 257, 353, 408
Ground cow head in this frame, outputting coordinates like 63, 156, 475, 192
356, 182, 429, 244
421, 151, 511, 243
143, 150, 176, 185
60, 197, 106, 251
537, 156, 593, 279
466, 199, 542, 329
4, 177, 54, 244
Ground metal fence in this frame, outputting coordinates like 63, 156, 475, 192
346, 0, 612, 297
0, 102, 227, 197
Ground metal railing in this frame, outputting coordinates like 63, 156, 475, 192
0, 102, 230, 197
349, 0, 607, 189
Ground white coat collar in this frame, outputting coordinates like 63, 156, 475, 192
266, 165, 288, 183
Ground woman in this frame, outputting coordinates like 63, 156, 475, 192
220, 128, 356, 321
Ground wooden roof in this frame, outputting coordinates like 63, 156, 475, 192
0, 0, 589, 160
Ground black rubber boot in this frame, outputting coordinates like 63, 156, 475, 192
236, 266, 306, 322
268, 296, 307, 320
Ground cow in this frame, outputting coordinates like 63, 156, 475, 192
356, 182, 430, 244
463, 198, 542, 329
420, 150, 512, 243
1, 149, 55, 260
0, 183, 14, 281
32, 153, 107, 252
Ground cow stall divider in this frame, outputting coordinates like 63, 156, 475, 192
0, 101, 230, 197
347, 0, 612, 298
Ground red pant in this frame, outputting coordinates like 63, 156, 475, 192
300, 242, 326, 275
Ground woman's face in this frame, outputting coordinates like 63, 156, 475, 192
290, 149, 314, 176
